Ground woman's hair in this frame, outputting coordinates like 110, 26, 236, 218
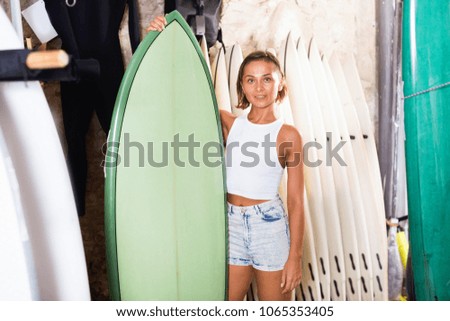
236, 50, 287, 110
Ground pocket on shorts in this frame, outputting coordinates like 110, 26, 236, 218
258, 205, 284, 222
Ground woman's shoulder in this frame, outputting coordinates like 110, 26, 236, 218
278, 123, 303, 149
279, 123, 302, 140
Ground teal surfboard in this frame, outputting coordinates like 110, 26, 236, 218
402, 1, 450, 300
105, 11, 227, 300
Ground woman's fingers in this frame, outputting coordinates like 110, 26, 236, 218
281, 274, 301, 294
146, 21, 164, 32
281, 278, 293, 294
281, 270, 292, 294
281, 269, 287, 289
146, 15, 167, 32
281, 259, 302, 294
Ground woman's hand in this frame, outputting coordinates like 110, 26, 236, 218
146, 15, 167, 32
281, 255, 302, 294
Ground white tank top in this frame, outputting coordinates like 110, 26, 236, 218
225, 114, 284, 200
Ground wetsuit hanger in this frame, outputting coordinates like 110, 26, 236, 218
66, 0, 76, 7
0, 49, 99, 82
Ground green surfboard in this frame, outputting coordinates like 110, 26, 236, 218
402, 1, 450, 300
105, 11, 227, 300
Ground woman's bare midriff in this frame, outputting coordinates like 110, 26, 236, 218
227, 193, 270, 206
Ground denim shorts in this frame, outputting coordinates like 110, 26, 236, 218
227, 196, 290, 271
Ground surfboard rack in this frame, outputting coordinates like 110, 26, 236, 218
26, 50, 69, 69
0, 49, 100, 82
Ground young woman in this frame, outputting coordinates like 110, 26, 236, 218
148, 17, 305, 301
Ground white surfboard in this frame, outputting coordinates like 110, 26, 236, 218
0, 7, 90, 300
280, 34, 335, 301
340, 55, 388, 300
266, 47, 295, 126
211, 45, 232, 112
226, 44, 248, 116
200, 35, 212, 76
295, 193, 321, 301
309, 37, 359, 300
0, 128, 38, 300
277, 90, 295, 126
274, 49, 294, 210
10, 0, 24, 41
323, 55, 375, 300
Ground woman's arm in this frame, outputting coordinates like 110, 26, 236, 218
280, 124, 305, 294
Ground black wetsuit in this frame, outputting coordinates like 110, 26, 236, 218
44, 0, 140, 215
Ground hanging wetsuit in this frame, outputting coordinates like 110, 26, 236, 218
44, 0, 140, 216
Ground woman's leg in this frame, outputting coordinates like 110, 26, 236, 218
254, 269, 292, 301
228, 265, 253, 301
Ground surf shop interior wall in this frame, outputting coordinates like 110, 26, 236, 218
0, 0, 377, 300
